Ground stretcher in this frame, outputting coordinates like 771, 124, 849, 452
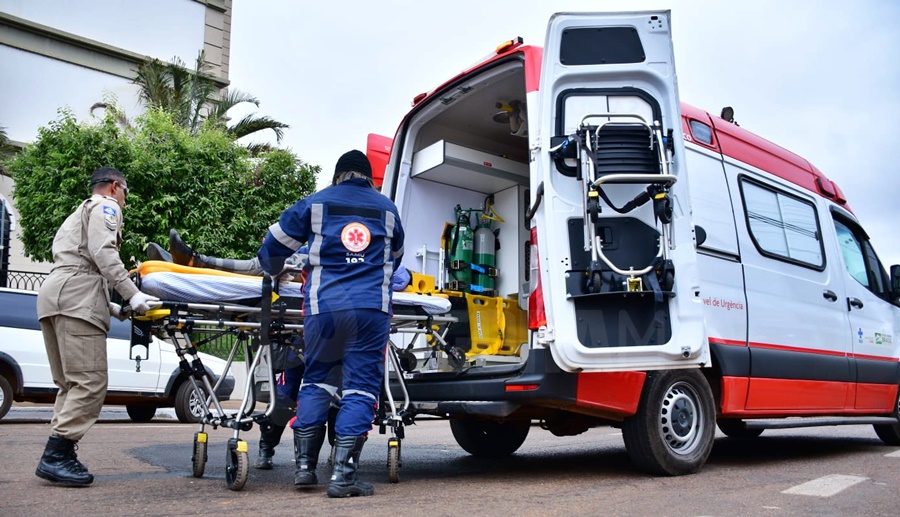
128, 261, 457, 490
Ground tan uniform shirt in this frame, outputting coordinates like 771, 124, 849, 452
37, 194, 140, 331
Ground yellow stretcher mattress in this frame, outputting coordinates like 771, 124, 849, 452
136, 261, 451, 314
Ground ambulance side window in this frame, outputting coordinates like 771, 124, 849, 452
741, 179, 824, 269
834, 218, 890, 299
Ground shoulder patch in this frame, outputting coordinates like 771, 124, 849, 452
103, 206, 117, 217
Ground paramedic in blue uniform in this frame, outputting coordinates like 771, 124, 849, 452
258, 150, 404, 498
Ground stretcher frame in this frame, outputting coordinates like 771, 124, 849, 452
130, 270, 457, 490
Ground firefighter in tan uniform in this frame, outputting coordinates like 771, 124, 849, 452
34, 167, 158, 486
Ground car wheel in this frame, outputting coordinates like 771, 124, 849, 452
0, 374, 13, 420
622, 369, 716, 476
126, 405, 157, 423
873, 385, 900, 445
175, 381, 209, 424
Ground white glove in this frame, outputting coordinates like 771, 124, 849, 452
108, 302, 128, 321
129, 291, 159, 313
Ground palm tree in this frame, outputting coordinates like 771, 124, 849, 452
131, 51, 288, 151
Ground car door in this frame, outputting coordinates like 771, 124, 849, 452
534, 11, 707, 372
104, 313, 162, 392
830, 209, 900, 410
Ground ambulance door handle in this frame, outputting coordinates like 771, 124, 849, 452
822, 290, 837, 302
848, 297, 864, 310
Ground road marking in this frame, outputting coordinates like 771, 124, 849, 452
782, 474, 867, 497
886, 450, 900, 458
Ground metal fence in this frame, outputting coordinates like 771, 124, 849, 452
1, 268, 238, 360
2, 269, 48, 291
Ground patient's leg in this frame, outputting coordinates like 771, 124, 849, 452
169, 229, 265, 275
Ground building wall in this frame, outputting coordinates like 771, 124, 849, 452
0, 0, 232, 273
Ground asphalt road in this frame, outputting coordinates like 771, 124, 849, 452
1, 405, 898, 516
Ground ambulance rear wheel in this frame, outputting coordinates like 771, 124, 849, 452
717, 419, 764, 439
622, 369, 715, 476
449, 418, 530, 458
873, 386, 900, 445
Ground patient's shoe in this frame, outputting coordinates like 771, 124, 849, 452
146, 242, 173, 263
169, 229, 203, 267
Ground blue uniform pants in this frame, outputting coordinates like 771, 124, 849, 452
294, 309, 389, 436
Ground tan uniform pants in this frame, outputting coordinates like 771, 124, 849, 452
40, 315, 109, 441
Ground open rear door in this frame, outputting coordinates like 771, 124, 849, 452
533, 11, 708, 372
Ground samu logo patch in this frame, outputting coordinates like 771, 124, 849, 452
340, 222, 371, 252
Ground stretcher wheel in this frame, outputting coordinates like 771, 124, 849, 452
192, 432, 208, 478
387, 438, 401, 483
225, 439, 249, 491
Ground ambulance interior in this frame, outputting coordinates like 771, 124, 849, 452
392, 60, 531, 371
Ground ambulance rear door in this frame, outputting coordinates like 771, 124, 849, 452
533, 11, 708, 372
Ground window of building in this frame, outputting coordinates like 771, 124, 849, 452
742, 179, 824, 268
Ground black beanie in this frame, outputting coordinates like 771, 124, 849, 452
332, 150, 372, 185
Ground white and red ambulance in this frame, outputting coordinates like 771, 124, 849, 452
374, 11, 900, 476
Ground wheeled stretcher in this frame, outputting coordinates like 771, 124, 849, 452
128, 261, 456, 490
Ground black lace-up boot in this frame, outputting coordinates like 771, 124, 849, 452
293, 426, 326, 487
35, 435, 94, 486
327, 435, 373, 498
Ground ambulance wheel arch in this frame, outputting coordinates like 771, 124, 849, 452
622, 368, 716, 475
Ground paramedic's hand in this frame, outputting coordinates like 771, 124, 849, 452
392, 265, 411, 291
109, 302, 128, 321
128, 291, 159, 313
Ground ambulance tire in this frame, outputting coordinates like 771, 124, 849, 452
622, 369, 716, 476
716, 419, 764, 439
449, 418, 530, 458
873, 387, 900, 445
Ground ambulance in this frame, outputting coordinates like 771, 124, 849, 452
375, 11, 900, 475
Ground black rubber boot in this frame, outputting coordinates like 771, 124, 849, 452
293, 426, 326, 487
169, 229, 212, 268
146, 242, 173, 262
35, 435, 94, 486
327, 435, 373, 498
255, 421, 285, 470
255, 441, 275, 470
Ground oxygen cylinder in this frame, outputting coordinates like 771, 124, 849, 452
473, 220, 496, 294
449, 207, 473, 289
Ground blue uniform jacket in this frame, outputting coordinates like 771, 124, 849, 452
258, 178, 404, 315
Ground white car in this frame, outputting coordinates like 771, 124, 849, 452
0, 287, 234, 422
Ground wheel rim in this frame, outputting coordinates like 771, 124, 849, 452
658, 381, 704, 455
189, 388, 205, 418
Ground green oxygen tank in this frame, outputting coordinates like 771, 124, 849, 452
473, 218, 496, 294
449, 206, 474, 290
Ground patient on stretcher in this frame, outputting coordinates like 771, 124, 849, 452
140, 231, 451, 314
146, 229, 411, 290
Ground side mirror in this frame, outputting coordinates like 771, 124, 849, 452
891, 265, 900, 301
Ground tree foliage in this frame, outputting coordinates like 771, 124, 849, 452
133, 52, 288, 151
6, 108, 318, 266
